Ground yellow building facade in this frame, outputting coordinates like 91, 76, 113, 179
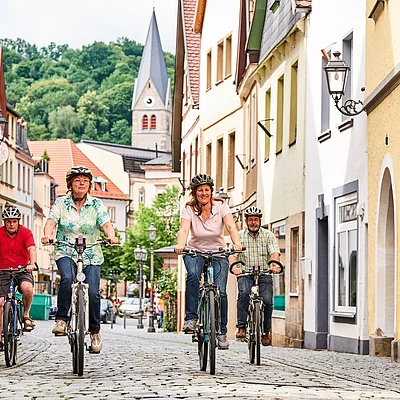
365, 0, 400, 360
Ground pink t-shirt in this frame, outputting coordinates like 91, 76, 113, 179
181, 201, 232, 252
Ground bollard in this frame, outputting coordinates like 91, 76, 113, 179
124, 310, 127, 329
110, 309, 114, 329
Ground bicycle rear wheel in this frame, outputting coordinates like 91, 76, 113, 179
198, 296, 208, 371
248, 303, 255, 364
3, 301, 15, 367
208, 289, 216, 375
76, 285, 86, 376
254, 301, 261, 366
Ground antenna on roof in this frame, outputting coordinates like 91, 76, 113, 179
155, 143, 158, 158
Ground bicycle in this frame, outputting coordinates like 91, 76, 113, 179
182, 247, 243, 375
46, 235, 110, 376
230, 259, 284, 365
1, 263, 39, 367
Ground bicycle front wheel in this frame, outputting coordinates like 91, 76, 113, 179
208, 289, 216, 375
254, 301, 261, 366
76, 285, 86, 376
248, 303, 255, 364
3, 302, 15, 367
198, 295, 208, 371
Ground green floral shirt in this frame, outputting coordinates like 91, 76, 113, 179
47, 193, 110, 266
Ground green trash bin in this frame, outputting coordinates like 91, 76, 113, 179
274, 295, 285, 311
30, 294, 51, 320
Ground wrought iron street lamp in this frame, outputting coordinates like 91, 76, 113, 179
216, 187, 230, 205
147, 223, 157, 333
134, 245, 147, 329
323, 51, 364, 117
0, 108, 7, 143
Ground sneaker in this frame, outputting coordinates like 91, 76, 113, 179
90, 332, 102, 353
52, 320, 67, 336
235, 327, 247, 342
217, 334, 229, 350
182, 319, 198, 333
0, 342, 3, 352
261, 332, 272, 347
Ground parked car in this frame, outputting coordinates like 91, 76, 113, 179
49, 295, 57, 320
100, 298, 117, 324
118, 297, 140, 317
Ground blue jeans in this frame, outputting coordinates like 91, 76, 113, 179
183, 255, 229, 335
56, 257, 101, 333
236, 274, 273, 333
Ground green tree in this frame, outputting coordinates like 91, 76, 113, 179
107, 119, 131, 145
48, 105, 81, 140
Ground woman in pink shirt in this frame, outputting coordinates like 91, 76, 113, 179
175, 174, 242, 350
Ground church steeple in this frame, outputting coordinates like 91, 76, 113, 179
131, 9, 171, 151
132, 10, 169, 108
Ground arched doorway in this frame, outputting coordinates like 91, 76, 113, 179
375, 167, 395, 354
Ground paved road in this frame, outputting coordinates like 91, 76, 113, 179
0, 318, 400, 399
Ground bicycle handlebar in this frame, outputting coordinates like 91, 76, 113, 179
46, 238, 111, 249
181, 247, 246, 258
0, 262, 40, 273
229, 259, 284, 275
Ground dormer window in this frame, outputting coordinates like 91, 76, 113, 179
91, 180, 97, 191
96, 176, 108, 192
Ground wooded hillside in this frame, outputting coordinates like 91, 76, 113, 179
2, 38, 175, 145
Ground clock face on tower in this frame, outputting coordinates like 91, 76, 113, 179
144, 96, 155, 107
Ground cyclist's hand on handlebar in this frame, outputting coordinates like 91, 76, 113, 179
41, 236, 51, 245
270, 263, 281, 274
107, 236, 118, 244
232, 242, 243, 252
174, 244, 185, 254
231, 265, 243, 276
26, 263, 37, 272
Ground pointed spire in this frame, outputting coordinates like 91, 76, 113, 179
132, 9, 169, 108
0, 45, 8, 140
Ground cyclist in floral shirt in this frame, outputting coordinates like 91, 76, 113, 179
41, 166, 117, 353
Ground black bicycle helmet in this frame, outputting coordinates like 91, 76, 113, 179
2, 205, 22, 220
66, 165, 93, 183
244, 206, 263, 218
189, 174, 214, 191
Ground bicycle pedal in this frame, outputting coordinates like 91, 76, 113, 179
192, 334, 198, 343
54, 333, 67, 337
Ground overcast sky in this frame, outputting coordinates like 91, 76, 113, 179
0, 0, 178, 53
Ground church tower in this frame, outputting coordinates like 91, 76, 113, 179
131, 9, 172, 151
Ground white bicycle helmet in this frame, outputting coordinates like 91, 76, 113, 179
2, 205, 22, 220
244, 206, 263, 218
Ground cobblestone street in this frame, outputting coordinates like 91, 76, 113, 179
0, 318, 399, 399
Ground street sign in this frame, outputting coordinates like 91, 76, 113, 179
0, 141, 8, 166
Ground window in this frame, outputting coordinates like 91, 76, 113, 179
289, 62, 298, 145
4, 161, 8, 184
195, 137, 199, 176
91, 180, 97, 191
216, 138, 223, 189
142, 115, 148, 130
206, 50, 212, 90
342, 33, 353, 121
290, 227, 299, 294
272, 220, 286, 311
206, 143, 212, 176
276, 75, 284, 154
17, 163, 21, 189
27, 215, 30, 229
22, 166, 25, 192
228, 132, 235, 188
27, 167, 30, 193
150, 115, 156, 130
335, 192, 357, 312
248, 90, 257, 167
225, 35, 232, 77
182, 151, 186, 188
189, 144, 193, 182
264, 90, 271, 161
9, 160, 13, 186
217, 41, 224, 82
139, 188, 145, 204
108, 207, 116, 222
